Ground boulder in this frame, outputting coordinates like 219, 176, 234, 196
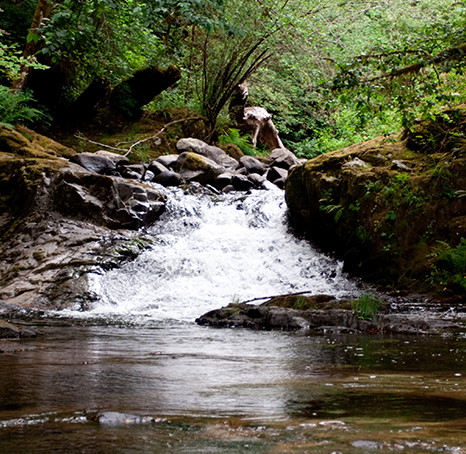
94, 150, 130, 167
195, 298, 459, 335
269, 148, 302, 169
266, 166, 288, 183
285, 108, 466, 294
248, 173, 266, 188
176, 138, 238, 170
155, 154, 179, 169
148, 160, 169, 176
55, 170, 166, 230
215, 172, 234, 190
0, 125, 163, 310
174, 152, 224, 185
70, 152, 116, 174
154, 170, 181, 187
232, 174, 255, 191
239, 155, 267, 175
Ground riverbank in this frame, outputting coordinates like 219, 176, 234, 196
285, 106, 466, 298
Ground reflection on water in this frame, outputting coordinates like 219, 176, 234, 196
2, 188, 466, 452
1, 321, 466, 453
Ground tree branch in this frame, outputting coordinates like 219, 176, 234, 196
74, 116, 204, 157
240, 290, 313, 304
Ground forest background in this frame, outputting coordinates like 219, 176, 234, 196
1, 0, 466, 158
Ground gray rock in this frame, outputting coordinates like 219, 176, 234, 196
148, 160, 169, 176
222, 184, 236, 193
272, 177, 286, 189
0, 320, 38, 338
154, 170, 182, 187
155, 154, 179, 169
232, 174, 255, 191
239, 156, 267, 175
70, 152, 115, 174
176, 138, 238, 170
269, 148, 301, 169
121, 169, 141, 180
266, 166, 288, 183
215, 172, 234, 190
56, 169, 166, 230
248, 173, 266, 187
94, 150, 130, 167
175, 152, 224, 186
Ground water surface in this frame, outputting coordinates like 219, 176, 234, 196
1, 187, 465, 453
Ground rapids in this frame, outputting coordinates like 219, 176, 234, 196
86, 184, 359, 321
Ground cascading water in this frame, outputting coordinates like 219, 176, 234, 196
4, 186, 466, 454
87, 184, 360, 321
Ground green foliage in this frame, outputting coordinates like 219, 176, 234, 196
351, 293, 383, 321
0, 31, 48, 83
430, 238, 466, 291
319, 189, 344, 223
0, 85, 47, 128
218, 128, 256, 156
329, 0, 466, 132
292, 296, 311, 310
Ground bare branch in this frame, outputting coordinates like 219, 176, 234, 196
240, 290, 313, 304
74, 116, 204, 157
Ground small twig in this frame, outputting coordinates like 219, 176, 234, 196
240, 290, 313, 304
74, 133, 129, 153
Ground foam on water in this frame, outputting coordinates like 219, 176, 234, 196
86, 184, 359, 321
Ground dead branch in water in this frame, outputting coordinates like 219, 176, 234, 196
240, 290, 313, 304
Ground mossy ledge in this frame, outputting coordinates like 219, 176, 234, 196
0, 125, 164, 309
285, 106, 466, 299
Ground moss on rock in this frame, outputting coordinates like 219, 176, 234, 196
285, 109, 466, 296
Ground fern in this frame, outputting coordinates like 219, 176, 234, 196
431, 238, 466, 290
219, 128, 256, 156
0, 85, 47, 128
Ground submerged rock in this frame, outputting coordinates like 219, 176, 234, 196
0, 320, 38, 339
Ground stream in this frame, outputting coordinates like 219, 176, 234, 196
1, 186, 466, 453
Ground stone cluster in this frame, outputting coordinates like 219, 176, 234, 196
70, 138, 304, 192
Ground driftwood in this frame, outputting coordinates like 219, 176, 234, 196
229, 84, 284, 151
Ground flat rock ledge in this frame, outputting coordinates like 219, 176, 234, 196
196, 300, 458, 335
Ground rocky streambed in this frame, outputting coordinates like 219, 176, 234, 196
2, 109, 466, 333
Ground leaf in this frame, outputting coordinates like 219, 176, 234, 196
27, 32, 40, 44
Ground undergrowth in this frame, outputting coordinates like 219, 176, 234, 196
430, 237, 466, 291
351, 293, 382, 320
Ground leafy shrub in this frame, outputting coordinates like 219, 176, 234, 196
0, 85, 47, 128
430, 238, 466, 291
351, 293, 382, 320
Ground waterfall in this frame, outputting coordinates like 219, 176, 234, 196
87, 184, 359, 321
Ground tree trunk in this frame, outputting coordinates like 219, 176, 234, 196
12, 0, 54, 93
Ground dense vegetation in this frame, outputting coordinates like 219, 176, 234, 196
1, 0, 466, 156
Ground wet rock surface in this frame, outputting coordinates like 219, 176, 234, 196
71, 137, 303, 192
0, 125, 165, 309
196, 295, 460, 335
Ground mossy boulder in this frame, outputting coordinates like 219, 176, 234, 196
285, 107, 466, 296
